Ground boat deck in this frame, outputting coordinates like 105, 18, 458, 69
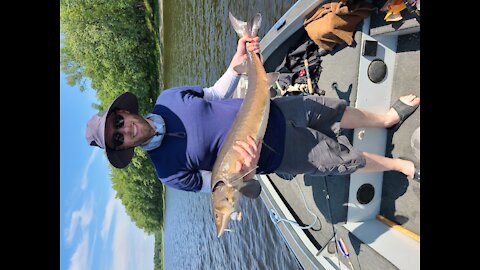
265, 28, 419, 269
235, 2, 420, 269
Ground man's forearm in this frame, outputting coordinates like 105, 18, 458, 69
202, 68, 240, 101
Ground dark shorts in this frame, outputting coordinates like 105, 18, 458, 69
272, 95, 366, 177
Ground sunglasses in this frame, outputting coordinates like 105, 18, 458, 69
112, 113, 125, 148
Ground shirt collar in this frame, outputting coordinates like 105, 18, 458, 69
140, 113, 166, 151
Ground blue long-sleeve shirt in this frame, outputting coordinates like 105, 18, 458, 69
147, 83, 286, 192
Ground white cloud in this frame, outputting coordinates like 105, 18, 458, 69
107, 195, 155, 270
100, 192, 117, 240
69, 232, 90, 270
112, 209, 130, 270
65, 195, 94, 244
130, 231, 156, 270
81, 147, 100, 190
88, 232, 98, 270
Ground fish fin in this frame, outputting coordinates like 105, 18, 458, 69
238, 179, 262, 199
266, 72, 280, 86
229, 12, 248, 38
233, 61, 247, 75
230, 165, 258, 188
248, 13, 262, 37
228, 165, 262, 199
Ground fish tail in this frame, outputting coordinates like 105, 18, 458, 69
229, 12, 262, 38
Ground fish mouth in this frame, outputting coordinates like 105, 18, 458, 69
212, 181, 237, 238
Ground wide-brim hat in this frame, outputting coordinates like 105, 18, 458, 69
86, 92, 139, 168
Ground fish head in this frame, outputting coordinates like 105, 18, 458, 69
211, 181, 239, 237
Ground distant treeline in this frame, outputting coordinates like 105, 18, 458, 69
154, 231, 164, 270
60, 0, 165, 236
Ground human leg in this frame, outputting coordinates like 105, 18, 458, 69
272, 95, 348, 139
274, 123, 417, 179
273, 95, 417, 179
274, 96, 367, 176
355, 151, 415, 178
340, 94, 420, 129
275, 123, 366, 177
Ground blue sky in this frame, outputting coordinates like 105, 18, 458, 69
60, 71, 155, 270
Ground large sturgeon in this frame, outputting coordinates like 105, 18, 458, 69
211, 12, 279, 238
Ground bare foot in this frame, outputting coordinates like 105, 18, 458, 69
398, 158, 415, 178
385, 94, 420, 128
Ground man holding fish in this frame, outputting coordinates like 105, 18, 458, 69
85, 12, 420, 237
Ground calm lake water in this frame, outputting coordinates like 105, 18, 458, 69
162, 0, 302, 269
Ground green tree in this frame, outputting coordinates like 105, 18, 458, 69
60, 0, 159, 112
61, 0, 164, 235
110, 148, 165, 233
